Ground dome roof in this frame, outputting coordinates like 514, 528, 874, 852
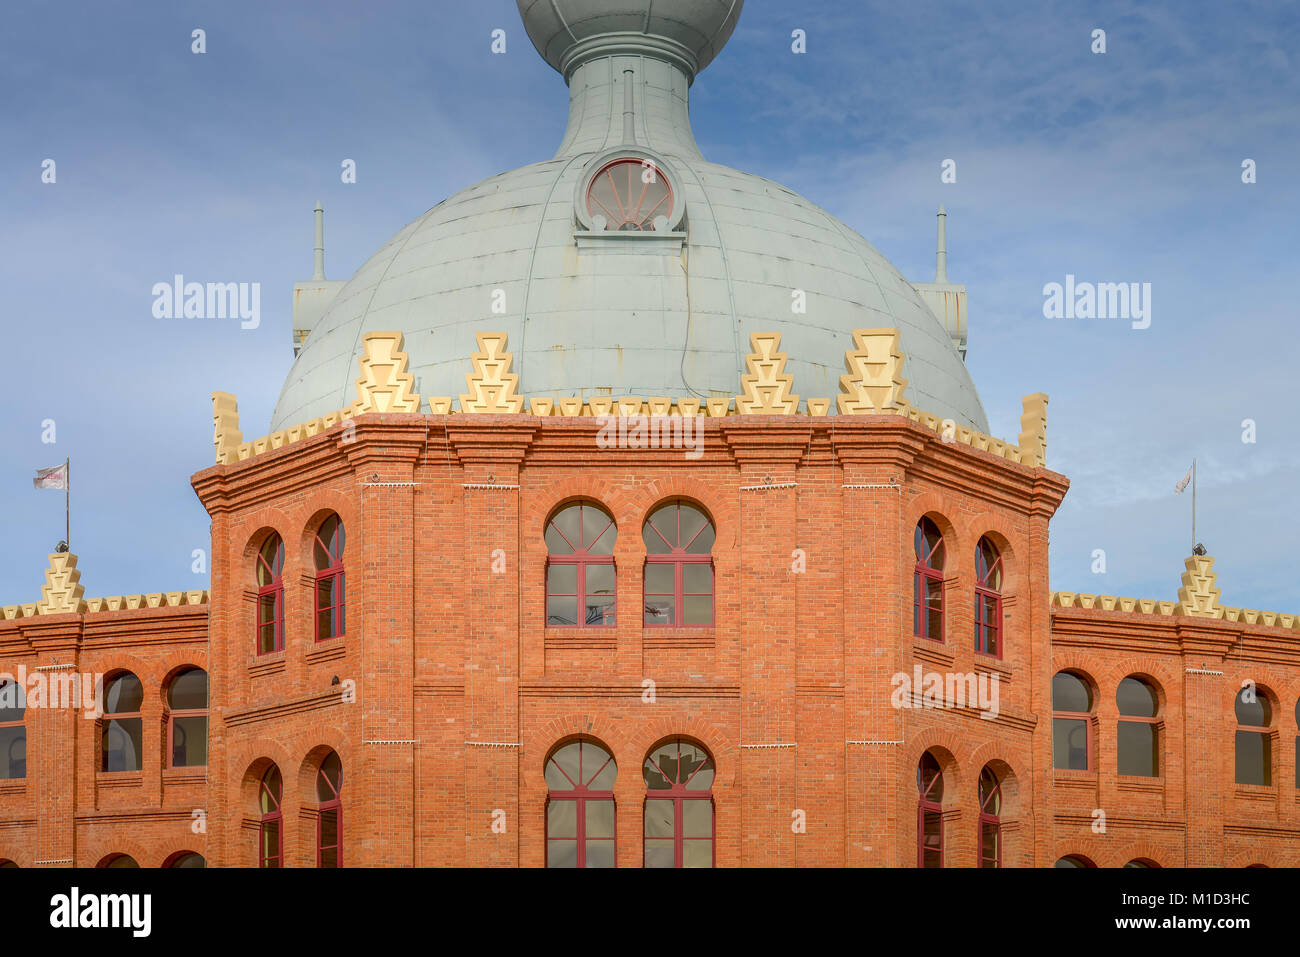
270, 1, 988, 435
518, 0, 743, 81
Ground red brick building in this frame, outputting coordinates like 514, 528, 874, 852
2, 0, 1296, 869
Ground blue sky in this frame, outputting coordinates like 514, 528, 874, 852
2, 0, 1297, 611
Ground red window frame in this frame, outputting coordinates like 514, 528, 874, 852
166, 667, 208, 769
642, 738, 715, 868
917, 752, 943, 868
643, 501, 715, 627
545, 503, 617, 627
256, 534, 285, 655
586, 158, 674, 232
100, 671, 143, 773
978, 766, 1001, 868
0, 681, 25, 781
545, 739, 617, 868
259, 766, 283, 868
1052, 672, 1094, 771
313, 516, 346, 642
913, 518, 945, 641
973, 537, 1003, 657
317, 752, 342, 868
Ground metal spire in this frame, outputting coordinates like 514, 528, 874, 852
935, 205, 948, 284
313, 201, 326, 281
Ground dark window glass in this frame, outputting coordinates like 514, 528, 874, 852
1235, 730, 1271, 786
1117, 721, 1158, 777
642, 739, 713, 868
546, 739, 616, 868
1052, 672, 1092, 713
1117, 677, 1158, 717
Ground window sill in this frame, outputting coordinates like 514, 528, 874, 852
163, 767, 206, 785
0, 779, 25, 795
1052, 769, 1098, 788
96, 772, 144, 789
1116, 775, 1164, 793
575, 230, 685, 255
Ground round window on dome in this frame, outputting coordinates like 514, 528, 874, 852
586, 158, 673, 232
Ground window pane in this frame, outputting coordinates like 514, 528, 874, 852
106, 855, 138, 869
683, 596, 713, 626
102, 718, 142, 772
683, 564, 713, 593
546, 564, 577, 594
0, 684, 23, 723
586, 752, 617, 791
644, 599, 673, 626
545, 524, 575, 554
548, 800, 577, 838
584, 841, 615, 868
686, 522, 715, 554
648, 505, 676, 548
1235, 689, 1270, 727
0, 727, 25, 780
585, 800, 615, 839
1052, 672, 1092, 712
585, 564, 615, 595
547, 840, 577, 868
584, 595, 615, 625
261, 822, 280, 866
644, 563, 674, 592
105, 673, 143, 714
1053, 717, 1088, 770
678, 506, 707, 548
981, 823, 999, 867
168, 669, 208, 710
1117, 678, 1158, 718
1235, 730, 1270, 785
171, 853, 205, 869
644, 839, 674, 868
547, 744, 581, 789
644, 799, 674, 837
1117, 721, 1157, 777
551, 506, 581, 551
683, 800, 712, 838
643, 758, 673, 790
585, 519, 616, 554
319, 847, 338, 868
171, 715, 208, 767
546, 597, 577, 626
683, 840, 713, 868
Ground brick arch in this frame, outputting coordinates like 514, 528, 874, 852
1103, 658, 1178, 718
628, 475, 736, 545
531, 476, 634, 535
295, 498, 357, 571
629, 717, 737, 786
1049, 657, 1102, 706
295, 738, 350, 798
1225, 846, 1286, 868
237, 508, 296, 590
161, 848, 207, 868
902, 492, 963, 576
232, 748, 295, 818
1225, 666, 1288, 723
154, 654, 210, 708
967, 515, 1023, 598
966, 746, 1026, 811
529, 714, 637, 792
904, 729, 967, 799
1112, 839, 1178, 868
1050, 840, 1104, 867
84, 834, 154, 868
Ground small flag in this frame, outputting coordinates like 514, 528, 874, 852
1174, 464, 1192, 494
33, 464, 68, 490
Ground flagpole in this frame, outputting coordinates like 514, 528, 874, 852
1191, 457, 1196, 552
65, 457, 70, 551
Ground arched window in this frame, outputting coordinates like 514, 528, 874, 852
1125, 858, 1160, 868
0, 860, 17, 868
314, 515, 346, 642
1235, 687, 1272, 786
1055, 855, 1096, 868
101, 672, 143, 773
587, 157, 674, 231
545, 502, 616, 627
0, 680, 25, 780
259, 765, 283, 868
99, 854, 139, 868
917, 752, 944, 868
317, 751, 342, 868
164, 851, 206, 868
978, 765, 1001, 868
973, 537, 1002, 656
256, 534, 286, 654
643, 501, 715, 626
913, 517, 945, 641
643, 738, 714, 868
1052, 671, 1093, 771
1117, 677, 1159, 777
167, 668, 208, 768
545, 738, 617, 868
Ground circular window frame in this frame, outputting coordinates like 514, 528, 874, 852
574, 147, 686, 234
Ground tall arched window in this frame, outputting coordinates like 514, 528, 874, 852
317, 751, 342, 868
913, 517, 945, 641
643, 738, 714, 868
978, 765, 1001, 868
643, 501, 715, 626
313, 515, 346, 642
545, 738, 617, 868
1235, 687, 1272, 786
101, 672, 143, 773
256, 533, 286, 654
973, 537, 1002, 656
545, 502, 616, 627
167, 667, 208, 768
1052, 671, 1093, 771
259, 765, 283, 868
1117, 676, 1160, 777
917, 752, 944, 868
0, 680, 25, 780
